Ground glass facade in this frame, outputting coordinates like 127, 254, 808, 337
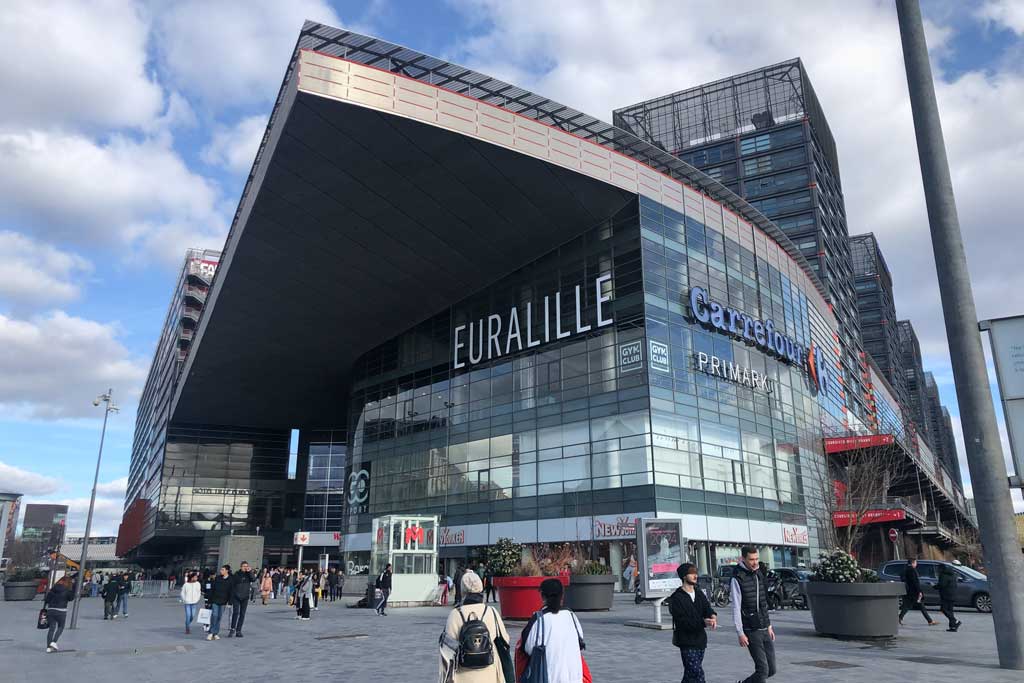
314, 193, 843, 561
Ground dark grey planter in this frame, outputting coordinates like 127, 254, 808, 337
565, 574, 615, 611
806, 581, 904, 638
3, 581, 40, 601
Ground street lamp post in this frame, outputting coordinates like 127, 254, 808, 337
896, 0, 1024, 668
69, 389, 118, 630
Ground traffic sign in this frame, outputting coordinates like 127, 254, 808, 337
293, 531, 310, 546
888, 528, 899, 542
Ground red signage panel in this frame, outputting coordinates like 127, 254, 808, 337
824, 434, 895, 453
832, 508, 906, 527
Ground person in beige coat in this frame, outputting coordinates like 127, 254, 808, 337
438, 571, 510, 683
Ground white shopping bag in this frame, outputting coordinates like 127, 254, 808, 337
196, 608, 212, 625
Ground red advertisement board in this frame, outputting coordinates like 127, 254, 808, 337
832, 508, 906, 527
824, 434, 895, 453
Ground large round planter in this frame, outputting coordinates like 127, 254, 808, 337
806, 582, 905, 638
565, 574, 615, 611
3, 581, 41, 601
493, 576, 569, 620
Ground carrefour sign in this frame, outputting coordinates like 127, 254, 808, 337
453, 275, 613, 369
688, 286, 826, 394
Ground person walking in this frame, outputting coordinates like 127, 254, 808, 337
898, 558, 938, 626
228, 561, 255, 637
43, 576, 75, 652
437, 571, 449, 606
375, 563, 393, 616
522, 578, 585, 683
438, 570, 511, 683
260, 569, 273, 606
668, 563, 717, 683
116, 571, 131, 618
101, 573, 119, 620
730, 546, 776, 683
295, 570, 313, 620
937, 564, 961, 632
89, 572, 99, 598
482, 563, 496, 605
314, 570, 325, 610
206, 565, 232, 641
453, 565, 466, 607
623, 553, 638, 593
181, 572, 202, 635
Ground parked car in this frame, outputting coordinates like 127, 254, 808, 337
877, 560, 991, 612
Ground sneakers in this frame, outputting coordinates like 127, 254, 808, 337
227, 630, 234, 638
314, 607, 319, 611
185, 627, 191, 635
301, 617, 310, 621
49, 642, 59, 650
112, 615, 118, 620
236, 632, 243, 638
928, 621, 939, 626
207, 634, 214, 641
213, 634, 220, 640
46, 646, 53, 653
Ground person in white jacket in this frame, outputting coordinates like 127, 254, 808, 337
180, 572, 203, 635
523, 578, 584, 683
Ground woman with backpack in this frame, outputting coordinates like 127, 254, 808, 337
438, 570, 512, 683
521, 578, 586, 683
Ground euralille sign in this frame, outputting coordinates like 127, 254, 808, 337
453, 275, 613, 369
688, 286, 827, 394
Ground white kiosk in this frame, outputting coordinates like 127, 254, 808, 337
370, 514, 439, 607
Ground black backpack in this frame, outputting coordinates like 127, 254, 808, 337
455, 606, 494, 670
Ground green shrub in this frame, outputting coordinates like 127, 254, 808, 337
575, 560, 612, 576
812, 550, 875, 583
486, 538, 524, 577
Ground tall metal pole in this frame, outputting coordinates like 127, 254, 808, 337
896, 0, 1024, 668
70, 389, 114, 629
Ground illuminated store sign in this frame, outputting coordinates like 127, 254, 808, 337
688, 286, 827, 395
453, 274, 613, 369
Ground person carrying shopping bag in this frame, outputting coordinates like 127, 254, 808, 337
520, 578, 591, 683
181, 572, 203, 635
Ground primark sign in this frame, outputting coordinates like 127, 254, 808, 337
453, 275, 613, 369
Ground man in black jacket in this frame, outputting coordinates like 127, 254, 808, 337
668, 563, 717, 683
937, 564, 961, 632
206, 565, 233, 641
374, 563, 393, 616
898, 559, 937, 626
731, 547, 776, 683
228, 561, 255, 637
101, 575, 119, 620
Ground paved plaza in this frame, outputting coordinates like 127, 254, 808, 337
0, 592, 1013, 682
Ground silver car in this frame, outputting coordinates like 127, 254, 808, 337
878, 560, 991, 613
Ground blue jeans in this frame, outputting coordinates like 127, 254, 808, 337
90, 583, 98, 598
117, 593, 128, 615
209, 603, 224, 635
184, 603, 197, 628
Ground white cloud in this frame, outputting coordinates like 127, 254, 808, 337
977, 0, 1024, 35
0, 231, 92, 313
153, 0, 342, 107
0, 311, 147, 420
0, 461, 62, 495
0, 130, 227, 265
95, 476, 129, 499
446, 0, 1023, 387
201, 114, 267, 174
0, 0, 165, 130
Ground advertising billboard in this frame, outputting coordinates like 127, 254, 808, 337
983, 315, 1024, 482
637, 518, 686, 597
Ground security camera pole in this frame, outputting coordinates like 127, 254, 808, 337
70, 389, 118, 629
897, 0, 1024, 668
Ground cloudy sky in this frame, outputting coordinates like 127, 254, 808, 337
1, 0, 1022, 537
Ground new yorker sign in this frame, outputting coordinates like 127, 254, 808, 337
453, 275, 613, 369
688, 286, 827, 394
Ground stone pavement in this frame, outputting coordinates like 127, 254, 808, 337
0, 592, 1014, 682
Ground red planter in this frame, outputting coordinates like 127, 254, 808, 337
493, 576, 569, 620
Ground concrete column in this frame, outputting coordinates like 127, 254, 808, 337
897, 2, 1024, 667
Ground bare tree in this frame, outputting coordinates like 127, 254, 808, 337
803, 439, 909, 558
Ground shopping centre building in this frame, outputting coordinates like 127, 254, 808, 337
118, 23, 971, 577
